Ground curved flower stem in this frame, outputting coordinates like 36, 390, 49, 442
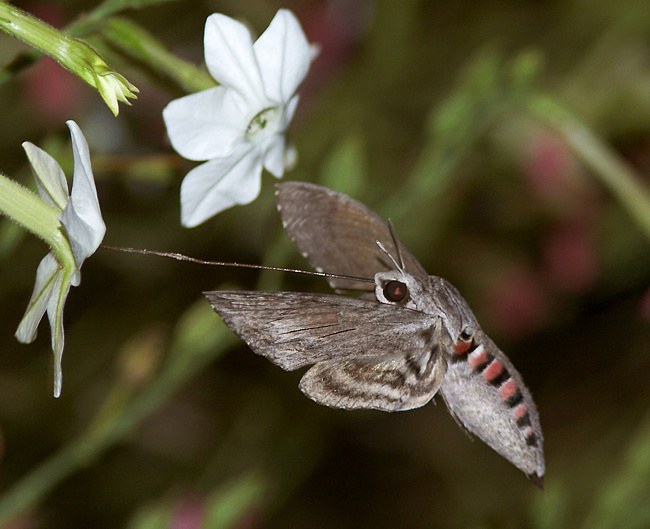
0, 303, 237, 524
0, 173, 72, 265
102, 17, 217, 94
0, 2, 138, 115
0, 0, 172, 74
527, 94, 650, 242
65, 0, 172, 37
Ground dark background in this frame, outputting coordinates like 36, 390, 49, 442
1, 0, 649, 527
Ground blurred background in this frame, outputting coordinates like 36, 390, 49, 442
1, 0, 650, 527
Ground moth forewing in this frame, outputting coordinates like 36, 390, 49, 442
204, 290, 439, 371
275, 182, 429, 290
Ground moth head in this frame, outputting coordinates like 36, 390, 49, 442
374, 271, 423, 310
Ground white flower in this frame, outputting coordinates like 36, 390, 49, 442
163, 9, 313, 227
16, 120, 106, 397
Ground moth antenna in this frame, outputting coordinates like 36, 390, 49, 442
387, 220, 405, 270
375, 240, 399, 270
101, 245, 375, 284
375, 221, 405, 272
375, 241, 404, 273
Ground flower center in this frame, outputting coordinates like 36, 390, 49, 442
245, 107, 282, 142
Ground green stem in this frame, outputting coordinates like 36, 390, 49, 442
0, 3, 66, 55
65, 0, 142, 36
0, 2, 97, 84
0, 0, 178, 85
0, 2, 137, 115
102, 17, 216, 93
0, 173, 71, 262
528, 94, 650, 241
0, 304, 236, 523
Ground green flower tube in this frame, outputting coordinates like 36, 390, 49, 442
0, 2, 138, 115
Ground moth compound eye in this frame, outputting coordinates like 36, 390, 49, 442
383, 280, 408, 303
459, 327, 474, 342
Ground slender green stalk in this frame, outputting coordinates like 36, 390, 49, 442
528, 94, 650, 241
0, 174, 59, 241
0, 302, 236, 524
102, 17, 216, 93
0, 0, 179, 87
0, 173, 71, 264
65, 0, 178, 37
0, 2, 138, 115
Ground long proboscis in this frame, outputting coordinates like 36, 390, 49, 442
101, 245, 375, 285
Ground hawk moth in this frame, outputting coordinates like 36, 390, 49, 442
205, 182, 545, 485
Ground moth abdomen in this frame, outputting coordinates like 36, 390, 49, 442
484, 361, 511, 387
515, 407, 533, 428
441, 334, 544, 482
450, 338, 478, 363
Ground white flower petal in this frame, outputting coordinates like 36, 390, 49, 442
46, 268, 72, 398
180, 145, 263, 227
22, 142, 68, 210
284, 144, 298, 171
262, 135, 286, 177
15, 253, 60, 344
254, 9, 312, 103
309, 43, 321, 62
17, 121, 104, 397
284, 94, 300, 125
204, 13, 266, 107
163, 87, 251, 161
60, 121, 106, 267
164, 9, 312, 226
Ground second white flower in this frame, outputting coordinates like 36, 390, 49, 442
163, 9, 314, 227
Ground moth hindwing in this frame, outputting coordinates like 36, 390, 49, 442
205, 181, 545, 486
